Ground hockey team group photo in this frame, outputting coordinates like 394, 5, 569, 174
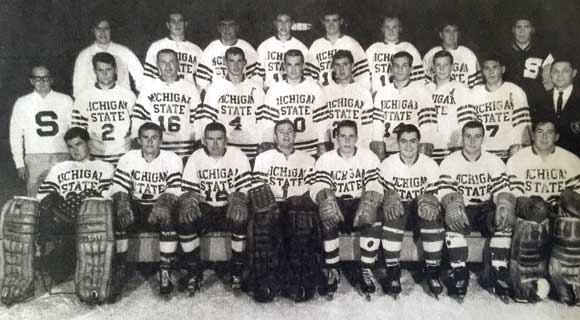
0, 0, 579, 319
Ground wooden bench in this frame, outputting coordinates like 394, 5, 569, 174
127, 232, 486, 263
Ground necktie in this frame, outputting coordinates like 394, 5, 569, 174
557, 91, 563, 116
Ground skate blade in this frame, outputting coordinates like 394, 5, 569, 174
365, 293, 372, 301
499, 295, 510, 304
456, 295, 465, 303
326, 292, 335, 301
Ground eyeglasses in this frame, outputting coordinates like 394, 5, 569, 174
31, 76, 52, 83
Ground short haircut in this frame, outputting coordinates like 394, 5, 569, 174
167, 9, 184, 19
321, 5, 342, 18
274, 118, 296, 133
462, 121, 485, 137
225, 46, 246, 61
396, 124, 421, 141
439, 17, 460, 32
513, 11, 534, 25
383, 15, 402, 25
274, 12, 293, 21
218, 12, 237, 24
204, 121, 227, 136
332, 50, 354, 65
157, 49, 178, 63
92, 52, 117, 69
91, 15, 110, 29
29, 64, 50, 78
479, 52, 504, 66
138, 122, 163, 139
336, 119, 358, 136
64, 127, 90, 142
532, 114, 559, 134
284, 49, 304, 64
433, 50, 454, 65
551, 56, 577, 70
392, 51, 413, 67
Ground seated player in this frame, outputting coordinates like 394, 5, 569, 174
175, 122, 252, 296
0, 127, 114, 306
439, 121, 515, 303
310, 120, 383, 300
507, 116, 580, 304
109, 122, 183, 296
378, 124, 444, 299
249, 119, 317, 302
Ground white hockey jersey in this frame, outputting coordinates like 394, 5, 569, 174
256, 36, 310, 90
380, 153, 440, 202
365, 41, 425, 92
110, 150, 183, 205
71, 84, 135, 164
132, 78, 202, 158
143, 37, 202, 85
37, 159, 114, 199
423, 45, 482, 88
182, 147, 252, 207
253, 148, 315, 200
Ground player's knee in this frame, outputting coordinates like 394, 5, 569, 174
445, 231, 467, 248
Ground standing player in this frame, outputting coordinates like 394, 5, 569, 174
423, 20, 482, 88
471, 53, 531, 161
426, 50, 476, 162
256, 12, 310, 91
258, 49, 328, 156
143, 11, 202, 85
371, 51, 437, 161
132, 49, 202, 160
176, 122, 251, 296
323, 50, 374, 149
71, 52, 135, 166
10, 65, 73, 196
379, 124, 444, 299
439, 121, 515, 302
73, 17, 144, 97
501, 14, 553, 106
196, 47, 263, 160
507, 117, 580, 304
250, 119, 317, 302
311, 120, 383, 300
307, 8, 370, 90
366, 15, 425, 92
109, 122, 183, 296
196, 15, 258, 91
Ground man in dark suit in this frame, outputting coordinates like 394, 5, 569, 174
532, 57, 580, 157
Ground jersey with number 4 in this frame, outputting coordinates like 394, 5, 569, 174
372, 81, 437, 154
323, 80, 374, 148
143, 38, 202, 85
380, 153, 440, 202
423, 46, 482, 88
256, 36, 310, 90
471, 82, 531, 160
72, 84, 135, 164
182, 147, 252, 207
258, 79, 328, 155
253, 148, 314, 201
308, 35, 370, 90
132, 78, 202, 158
198, 77, 264, 159
366, 41, 425, 92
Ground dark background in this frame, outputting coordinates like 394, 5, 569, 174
0, 0, 579, 195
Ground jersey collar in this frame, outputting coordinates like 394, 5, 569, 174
461, 150, 481, 162
95, 82, 116, 90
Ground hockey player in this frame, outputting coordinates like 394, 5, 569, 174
426, 50, 477, 162
0, 127, 114, 305
311, 120, 383, 300
176, 122, 251, 296
132, 49, 202, 160
10, 65, 73, 196
71, 52, 135, 166
471, 53, 531, 161
249, 119, 317, 302
256, 12, 310, 91
379, 124, 444, 299
501, 14, 553, 107
143, 11, 202, 86
109, 122, 183, 296
73, 17, 144, 97
196, 14, 258, 92
507, 117, 580, 304
423, 20, 482, 88
307, 9, 370, 90
366, 15, 425, 92
323, 50, 374, 149
196, 47, 263, 160
370, 51, 437, 161
258, 49, 328, 157
439, 121, 515, 302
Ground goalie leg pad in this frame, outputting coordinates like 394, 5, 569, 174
559, 189, 580, 219
75, 198, 115, 305
509, 218, 550, 302
549, 217, 580, 305
0, 197, 39, 306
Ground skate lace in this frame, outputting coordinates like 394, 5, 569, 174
161, 270, 171, 286
361, 268, 374, 285
327, 269, 339, 285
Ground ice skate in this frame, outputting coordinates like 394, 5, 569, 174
360, 267, 376, 301
159, 267, 174, 296
448, 266, 468, 303
381, 265, 402, 299
492, 267, 511, 304
425, 265, 443, 300
322, 268, 340, 300
179, 270, 203, 297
